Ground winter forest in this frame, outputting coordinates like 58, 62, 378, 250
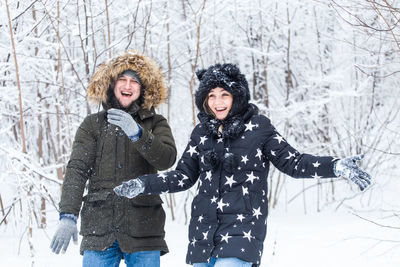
1, 0, 399, 266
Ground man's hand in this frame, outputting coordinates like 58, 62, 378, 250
114, 178, 145, 198
107, 108, 141, 140
334, 154, 372, 191
50, 217, 78, 254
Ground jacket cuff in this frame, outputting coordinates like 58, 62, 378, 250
132, 126, 154, 151
318, 156, 339, 178
60, 213, 78, 224
128, 125, 143, 142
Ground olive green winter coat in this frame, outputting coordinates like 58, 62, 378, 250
59, 50, 177, 255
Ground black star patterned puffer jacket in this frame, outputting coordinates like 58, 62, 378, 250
139, 104, 338, 266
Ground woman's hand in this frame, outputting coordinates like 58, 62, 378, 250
114, 178, 145, 198
334, 154, 372, 191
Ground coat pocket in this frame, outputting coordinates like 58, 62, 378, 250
122, 195, 166, 238
80, 191, 113, 236
218, 190, 252, 215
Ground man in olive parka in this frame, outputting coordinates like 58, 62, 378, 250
50, 50, 177, 266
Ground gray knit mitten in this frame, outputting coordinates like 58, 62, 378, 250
114, 178, 145, 198
334, 154, 371, 191
50, 217, 78, 254
107, 108, 141, 141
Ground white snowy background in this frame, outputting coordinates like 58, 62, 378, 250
1, 0, 399, 266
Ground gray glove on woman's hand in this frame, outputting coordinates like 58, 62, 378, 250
107, 108, 141, 140
50, 217, 78, 254
334, 154, 372, 191
114, 178, 145, 198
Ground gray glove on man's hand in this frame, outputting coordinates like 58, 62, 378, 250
334, 154, 372, 191
107, 108, 141, 139
114, 178, 145, 198
50, 217, 78, 254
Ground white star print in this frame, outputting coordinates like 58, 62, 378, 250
312, 172, 323, 179
191, 237, 197, 247
313, 161, 321, 168
210, 196, 218, 203
202, 231, 209, 240
245, 121, 256, 131
198, 215, 204, 223
178, 179, 185, 187
241, 155, 249, 164
217, 138, 223, 143
273, 134, 285, 144
201, 155, 205, 164
253, 207, 262, 219
225, 175, 237, 188
270, 150, 276, 156
220, 232, 232, 243
205, 171, 212, 181
217, 198, 227, 212
245, 171, 259, 184
241, 248, 245, 252
237, 214, 245, 222
285, 151, 296, 160
182, 174, 189, 180
199, 136, 208, 145
186, 145, 198, 157
242, 186, 249, 196
255, 148, 263, 160
243, 230, 254, 242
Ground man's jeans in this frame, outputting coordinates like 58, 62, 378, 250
193, 257, 252, 267
82, 241, 160, 267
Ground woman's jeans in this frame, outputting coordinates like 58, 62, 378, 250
193, 257, 252, 267
82, 241, 160, 267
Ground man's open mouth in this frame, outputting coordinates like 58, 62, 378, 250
121, 91, 132, 97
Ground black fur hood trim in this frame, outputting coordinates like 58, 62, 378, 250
198, 103, 258, 139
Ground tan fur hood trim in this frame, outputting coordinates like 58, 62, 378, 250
87, 50, 166, 110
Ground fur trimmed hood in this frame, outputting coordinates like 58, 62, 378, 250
87, 50, 167, 110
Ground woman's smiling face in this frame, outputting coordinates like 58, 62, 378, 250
207, 87, 233, 120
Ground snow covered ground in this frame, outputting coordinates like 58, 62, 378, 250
2, 206, 399, 267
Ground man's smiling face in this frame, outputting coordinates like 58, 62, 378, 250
113, 75, 141, 108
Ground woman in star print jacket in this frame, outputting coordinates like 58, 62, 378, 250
114, 63, 371, 267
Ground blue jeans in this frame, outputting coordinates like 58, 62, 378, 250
193, 257, 252, 267
82, 241, 160, 267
